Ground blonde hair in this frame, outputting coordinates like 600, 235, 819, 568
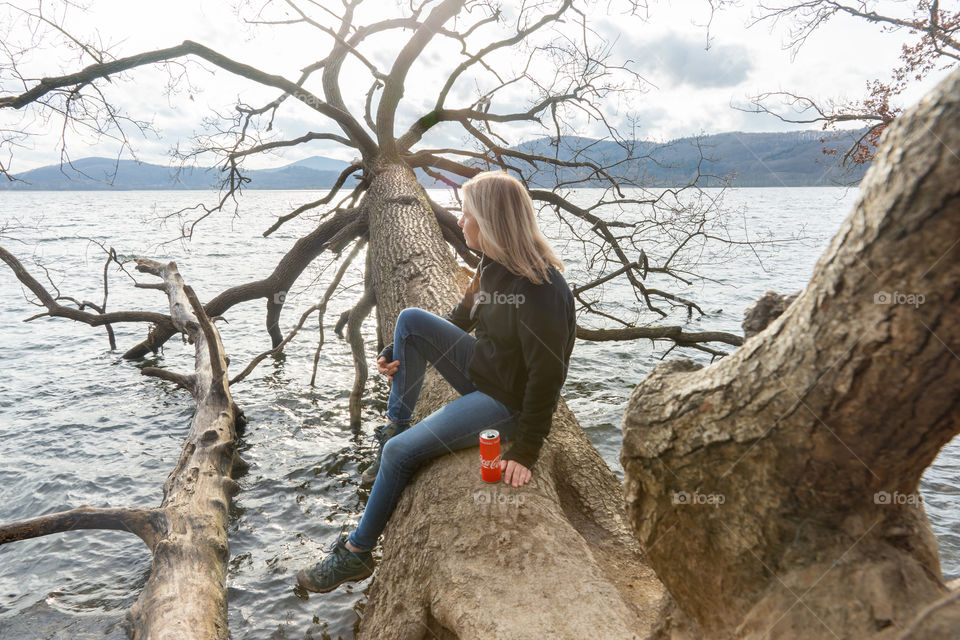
461, 171, 563, 285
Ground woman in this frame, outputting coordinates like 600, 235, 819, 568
296, 170, 576, 593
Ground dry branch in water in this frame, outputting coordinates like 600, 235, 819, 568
0, 258, 246, 640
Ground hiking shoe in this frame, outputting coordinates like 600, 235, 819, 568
296, 535, 375, 593
360, 420, 406, 489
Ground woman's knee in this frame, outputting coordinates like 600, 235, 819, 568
381, 437, 415, 472
397, 307, 430, 328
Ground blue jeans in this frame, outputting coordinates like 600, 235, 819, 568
348, 307, 520, 551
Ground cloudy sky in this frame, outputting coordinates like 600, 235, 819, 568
0, 0, 954, 172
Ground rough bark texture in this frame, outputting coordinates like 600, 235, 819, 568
0, 260, 245, 640
124, 260, 245, 639
621, 70, 960, 639
365, 162, 464, 343
356, 162, 668, 639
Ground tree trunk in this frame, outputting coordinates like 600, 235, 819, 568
0, 260, 245, 640
621, 69, 960, 639
356, 162, 669, 638
126, 261, 245, 639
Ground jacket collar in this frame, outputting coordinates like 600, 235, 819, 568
479, 252, 554, 284
478, 252, 509, 277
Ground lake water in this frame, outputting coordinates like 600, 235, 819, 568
0, 188, 956, 639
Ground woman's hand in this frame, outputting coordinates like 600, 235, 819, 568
500, 459, 532, 488
377, 356, 400, 382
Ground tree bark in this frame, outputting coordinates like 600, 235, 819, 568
621, 69, 960, 639
0, 260, 245, 640
125, 261, 244, 639
355, 161, 669, 639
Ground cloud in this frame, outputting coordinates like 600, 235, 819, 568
623, 32, 753, 89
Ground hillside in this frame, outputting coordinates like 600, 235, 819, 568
0, 129, 869, 190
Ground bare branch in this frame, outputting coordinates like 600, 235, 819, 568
377, 0, 465, 158
262, 163, 363, 236
745, 1, 960, 163
1, 245, 170, 326
233, 236, 367, 385
141, 367, 198, 395
228, 131, 354, 161
346, 283, 375, 426
0, 506, 162, 549
432, 0, 573, 113
307, 238, 367, 385
0, 39, 377, 156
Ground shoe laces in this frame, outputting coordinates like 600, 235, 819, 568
312, 527, 351, 581
323, 523, 350, 552
370, 419, 408, 445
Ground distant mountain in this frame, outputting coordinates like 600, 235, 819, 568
0, 156, 349, 191
285, 156, 353, 173
515, 129, 869, 187
0, 130, 869, 190
2, 157, 217, 190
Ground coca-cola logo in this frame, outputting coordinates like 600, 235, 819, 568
480, 455, 501, 469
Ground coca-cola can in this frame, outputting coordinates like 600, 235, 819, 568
479, 429, 501, 483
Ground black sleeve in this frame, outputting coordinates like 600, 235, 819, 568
377, 342, 394, 362
440, 295, 479, 334
441, 272, 481, 333
501, 285, 571, 469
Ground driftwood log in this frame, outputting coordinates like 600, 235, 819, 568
621, 69, 960, 638
0, 259, 245, 640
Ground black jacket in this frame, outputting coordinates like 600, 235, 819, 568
379, 254, 576, 468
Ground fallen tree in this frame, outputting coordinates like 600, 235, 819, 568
0, 257, 245, 640
1, 0, 750, 375
622, 68, 960, 639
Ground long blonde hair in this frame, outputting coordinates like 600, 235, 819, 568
461, 171, 563, 285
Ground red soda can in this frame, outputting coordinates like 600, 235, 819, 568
479, 429, 501, 483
